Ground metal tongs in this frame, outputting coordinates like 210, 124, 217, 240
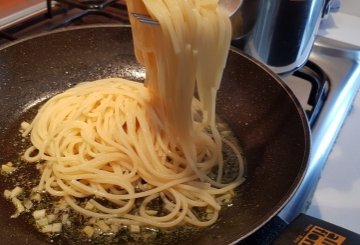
132, 0, 242, 25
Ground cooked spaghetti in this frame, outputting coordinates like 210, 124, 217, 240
17, 0, 244, 234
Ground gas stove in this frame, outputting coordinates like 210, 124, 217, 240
280, 35, 360, 223
237, 33, 360, 244
1, 1, 360, 243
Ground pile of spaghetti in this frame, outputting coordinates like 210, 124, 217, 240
21, 0, 245, 231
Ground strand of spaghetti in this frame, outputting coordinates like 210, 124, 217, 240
36, 164, 52, 191
54, 178, 90, 198
173, 189, 209, 208
211, 123, 224, 183
223, 137, 246, 178
136, 121, 196, 179
123, 190, 188, 227
44, 176, 66, 196
68, 174, 198, 200
177, 184, 221, 210
88, 198, 135, 215
51, 153, 133, 172
183, 207, 219, 227
138, 192, 182, 222
23, 145, 41, 162
208, 179, 246, 195
64, 195, 119, 219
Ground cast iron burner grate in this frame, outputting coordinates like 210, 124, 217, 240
292, 61, 330, 126
0, 1, 129, 44
46, 0, 129, 29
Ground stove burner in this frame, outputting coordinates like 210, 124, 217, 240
0, 1, 129, 44
46, 0, 129, 29
293, 60, 330, 126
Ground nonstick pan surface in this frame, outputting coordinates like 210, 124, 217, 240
0, 25, 310, 244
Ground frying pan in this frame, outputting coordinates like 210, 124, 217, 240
0, 25, 310, 244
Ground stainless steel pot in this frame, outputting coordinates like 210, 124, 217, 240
232, 0, 326, 75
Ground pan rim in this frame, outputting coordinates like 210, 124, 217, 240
0, 24, 130, 50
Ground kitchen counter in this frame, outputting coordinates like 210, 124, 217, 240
0, 0, 45, 29
306, 1, 360, 234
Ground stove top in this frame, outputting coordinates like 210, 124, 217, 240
280, 35, 360, 223
238, 33, 360, 244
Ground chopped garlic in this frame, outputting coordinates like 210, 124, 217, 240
47, 214, 56, 223
84, 201, 95, 210
56, 199, 68, 209
30, 192, 42, 202
1, 163, 16, 174
145, 210, 158, 216
97, 220, 110, 232
24, 199, 33, 210
33, 209, 46, 220
215, 193, 232, 204
3, 189, 11, 199
37, 217, 49, 227
140, 183, 153, 191
83, 225, 95, 238
10, 186, 23, 198
88, 217, 97, 224
5, 162, 12, 167
61, 213, 69, 224
110, 224, 120, 233
130, 224, 140, 233
20, 121, 30, 131
41, 223, 62, 233
12, 197, 25, 214
41, 224, 52, 233
52, 223, 62, 233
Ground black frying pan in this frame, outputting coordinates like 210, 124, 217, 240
0, 25, 310, 244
